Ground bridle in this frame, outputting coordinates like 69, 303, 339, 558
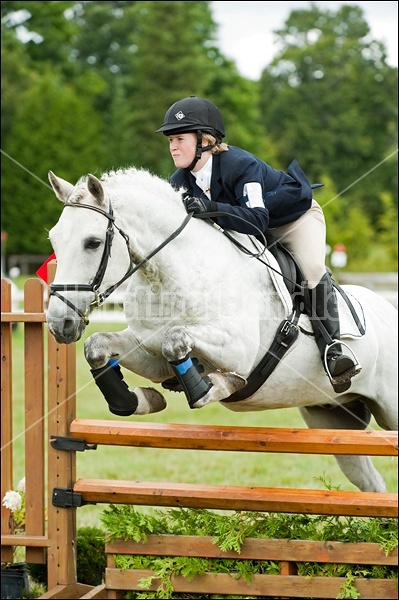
49, 199, 194, 324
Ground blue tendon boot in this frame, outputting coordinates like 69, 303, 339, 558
169, 355, 212, 408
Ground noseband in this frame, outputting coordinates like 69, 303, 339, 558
49, 199, 194, 324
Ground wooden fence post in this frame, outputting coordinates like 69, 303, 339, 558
1, 280, 14, 564
24, 279, 46, 565
46, 261, 78, 591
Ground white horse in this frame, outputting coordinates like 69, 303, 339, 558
46, 167, 398, 493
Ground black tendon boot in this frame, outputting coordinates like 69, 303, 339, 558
310, 273, 361, 393
90, 360, 139, 416
169, 355, 212, 408
162, 357, 205, 392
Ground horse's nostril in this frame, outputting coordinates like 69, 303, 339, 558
63, 319, 76, 334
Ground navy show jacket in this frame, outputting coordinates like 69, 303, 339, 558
170, 146, 314, 235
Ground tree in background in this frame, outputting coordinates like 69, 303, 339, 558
258, 5, 397, 215
1, 71, 107, 254
68, 1, 267, 176
115, 0, 221, 174
258, 4, 397, 268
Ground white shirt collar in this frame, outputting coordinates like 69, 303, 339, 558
192, 155, 213, 195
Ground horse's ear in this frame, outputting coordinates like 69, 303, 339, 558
48, 171, 74, 203
87, 174, 105, 206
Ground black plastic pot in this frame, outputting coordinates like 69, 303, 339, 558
1, 563, 30, 599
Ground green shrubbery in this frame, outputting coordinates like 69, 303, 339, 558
28, 526, 106, 590
76, 526, 107, 586
101, 505, 398, 599
21, 499, 399, 599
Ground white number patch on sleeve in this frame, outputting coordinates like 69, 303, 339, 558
243, 182, 264, 209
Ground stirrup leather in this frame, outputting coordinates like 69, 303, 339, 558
323, 340, 362, 386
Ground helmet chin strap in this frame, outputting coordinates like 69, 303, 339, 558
186, 129, 216, 171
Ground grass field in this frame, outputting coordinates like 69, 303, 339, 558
9, 318, 398, 530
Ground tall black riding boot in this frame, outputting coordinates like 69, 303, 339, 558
310, 273, 361, 393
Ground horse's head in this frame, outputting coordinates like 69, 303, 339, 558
46, 171, 132, 343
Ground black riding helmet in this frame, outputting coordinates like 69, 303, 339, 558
156, 96, 226, 170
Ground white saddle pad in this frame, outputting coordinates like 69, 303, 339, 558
262, 249, 366, 339
298, 291, 366, 339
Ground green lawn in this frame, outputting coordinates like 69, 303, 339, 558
9, 318, 398, 530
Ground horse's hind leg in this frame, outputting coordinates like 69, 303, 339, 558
364, 395, 398, 431
299, 400, 388, 492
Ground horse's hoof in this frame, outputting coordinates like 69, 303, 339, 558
192, 372, 247, 408
133, 387, 167, 415
161, 376, 183, 392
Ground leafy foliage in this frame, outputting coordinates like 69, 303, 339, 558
101, 505, 398, 599
258, 3, 398, 249
28, 526, 106, 588
76, 526, 107, 586
1, 1, 397, 268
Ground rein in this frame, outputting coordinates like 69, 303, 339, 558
50, 200, 194, 324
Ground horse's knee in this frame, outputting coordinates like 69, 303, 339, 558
162, 325, 195, 362
84, 333, 112, 369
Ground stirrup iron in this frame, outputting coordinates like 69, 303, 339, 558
323, 340, 362, 386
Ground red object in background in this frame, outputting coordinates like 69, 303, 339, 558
333, 243, 347, 253
36, 253, 56, 284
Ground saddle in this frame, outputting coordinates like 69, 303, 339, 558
264, 232, 365, 337
263, 230, 303, 297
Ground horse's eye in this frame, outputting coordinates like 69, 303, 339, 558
85, 239, 101, 250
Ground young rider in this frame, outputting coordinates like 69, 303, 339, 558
156, 96, 361, 393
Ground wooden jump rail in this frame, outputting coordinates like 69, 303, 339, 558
67, 419, 398, 518
69, 418, 398, 454
1, 277, 398, 600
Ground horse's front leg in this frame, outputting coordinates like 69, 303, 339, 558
162, 322, 252, 409
84, 329, 167, 416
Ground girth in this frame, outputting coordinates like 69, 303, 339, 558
222, 305, 301, 403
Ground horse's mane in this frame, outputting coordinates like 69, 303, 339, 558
72, 167, 183, 212
100, 167, 176, 198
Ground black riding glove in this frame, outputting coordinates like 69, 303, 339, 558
183, 196, 218, 215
